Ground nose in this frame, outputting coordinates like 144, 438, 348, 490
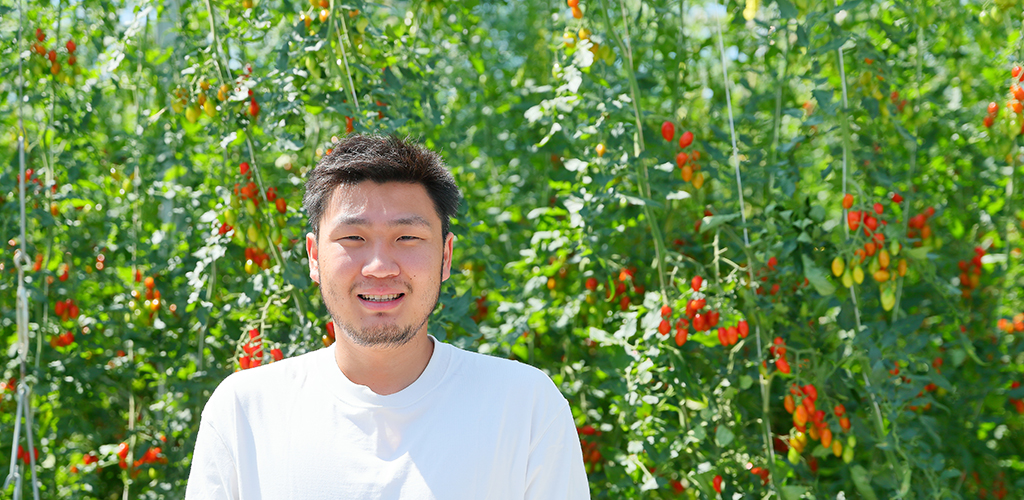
362, 243, 400, 279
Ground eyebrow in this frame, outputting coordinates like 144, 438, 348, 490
335, 215, 433, 229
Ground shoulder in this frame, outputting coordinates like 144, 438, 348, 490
442, 342, 568, 409
448, 343, 555, 386
201, 348, 329, 419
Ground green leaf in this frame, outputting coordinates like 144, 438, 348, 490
471, 56, 485, 75
782, 486, 808, 500
715, 425, 734, 447
949, 348, 967, 367
621, 195, 647, 206
802, 254, 836, 296
774, 0, 798, 18
700, 213, 740, 233
588, 327, 622, 346
812, 89, 835, 114
904, 246, 930, 260
813, 34, 850, 55
689, 424, 706, 443
850, 465, 878, 500
739, 375, 753, 389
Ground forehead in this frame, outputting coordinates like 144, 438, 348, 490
323, 181, 439, 227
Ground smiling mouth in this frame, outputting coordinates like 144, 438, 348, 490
358, 293, 405, 302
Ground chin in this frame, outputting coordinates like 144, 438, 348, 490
343, 323, 418, 348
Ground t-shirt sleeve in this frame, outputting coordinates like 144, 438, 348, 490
184, 402, 241, 499
525, 403, 591, 500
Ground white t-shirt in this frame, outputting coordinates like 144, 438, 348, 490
185, 337, 590, 499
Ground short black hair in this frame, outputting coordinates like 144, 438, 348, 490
303, 134, 462, 240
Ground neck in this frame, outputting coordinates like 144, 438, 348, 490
333, 332, 434, 395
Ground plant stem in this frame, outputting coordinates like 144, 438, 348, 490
829, 3, 907, 491
712, 17, 784, 496
335, 5, 361, 114
891, 25, 925, 323
596, 0, 668, 302
203, 0, 307, 329
243, 133, 308, 322
203, 0, 230, 85
767, 26, 789, 198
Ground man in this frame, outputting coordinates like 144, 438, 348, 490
185, 135, 590, 499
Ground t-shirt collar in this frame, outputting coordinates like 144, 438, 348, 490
317, 335, 452, 408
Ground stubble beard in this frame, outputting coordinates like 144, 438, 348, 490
320, 279, 441, 349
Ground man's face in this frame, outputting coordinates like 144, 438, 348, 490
306, 181, 454, 348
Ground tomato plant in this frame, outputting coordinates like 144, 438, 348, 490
2, 0, 1024, 498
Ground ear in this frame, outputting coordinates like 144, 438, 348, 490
306, 232, 321, 284
440, 232, 455, 282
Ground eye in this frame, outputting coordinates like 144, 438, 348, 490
341, 235, 364, 242
398, 236, 420, 241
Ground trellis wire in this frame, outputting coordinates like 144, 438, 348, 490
714, 15, 748, 246
714, 13, 778, 495
4, 0, 42, 496
335, 4, 361, 114
124, 12, 148, 497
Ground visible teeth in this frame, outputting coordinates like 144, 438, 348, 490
362, 294, 401, 302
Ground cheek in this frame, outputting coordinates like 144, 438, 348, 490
320, 247, 357, 276
406, 251, 442, 277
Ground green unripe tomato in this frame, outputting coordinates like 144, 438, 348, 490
225, 209, 237, 226
305, 54, 321, 80
787, 446, 800, 464
990, 6, 1003, 23
841, 269, 854, 288
246, 199, 258, 216
247, 225, 259, 244
881, 287, 896, 311
842, 445, 854, 463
